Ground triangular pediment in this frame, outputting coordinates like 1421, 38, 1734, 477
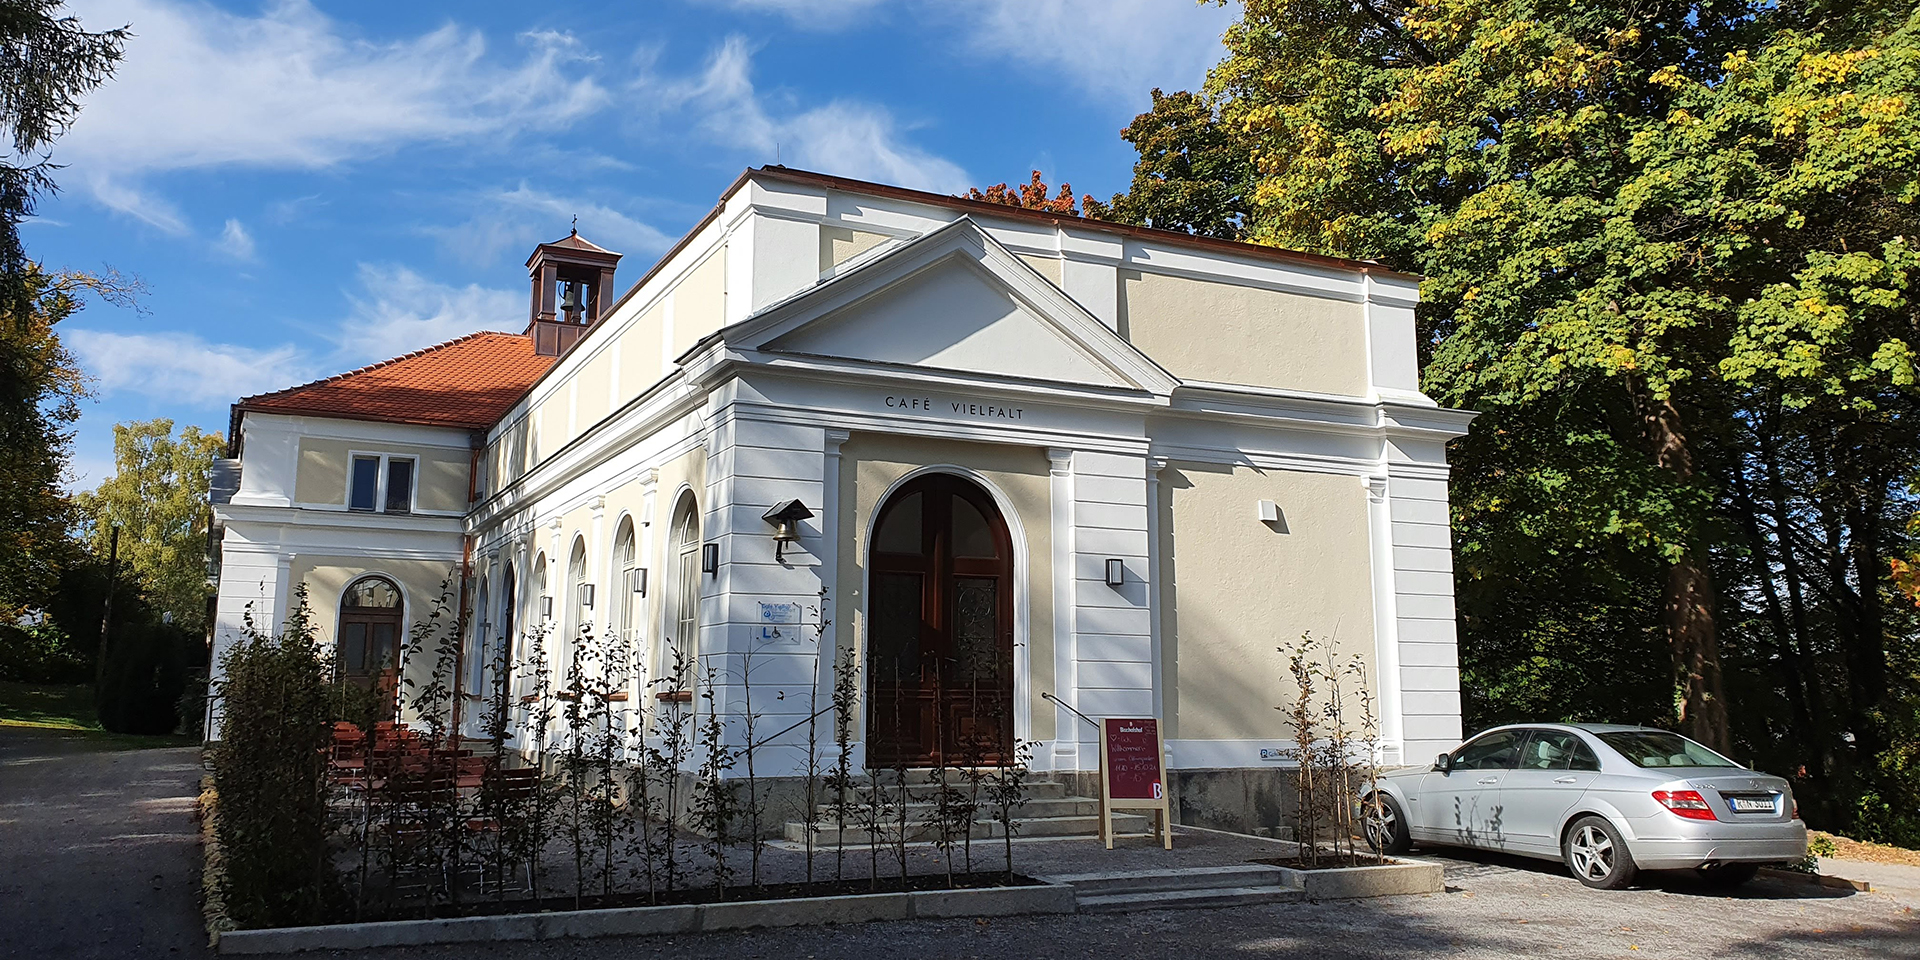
767, 257, 1131, 387
729, 218, 1177, 395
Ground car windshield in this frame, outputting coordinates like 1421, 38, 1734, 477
1596, 731, 1738, 768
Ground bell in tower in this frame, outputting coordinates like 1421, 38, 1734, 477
526, 225, 623, 357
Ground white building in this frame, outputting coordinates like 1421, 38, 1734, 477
210, 167, 1473, 829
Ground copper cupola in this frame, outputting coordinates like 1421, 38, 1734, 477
526, 227, 622, 357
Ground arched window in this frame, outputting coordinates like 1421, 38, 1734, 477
500, 562, 517, 665
338, 575, 403, 684
612, 517, 639, 649
563, 536, 590, 672
665, 494, 701, 684
469, 579, 490, 698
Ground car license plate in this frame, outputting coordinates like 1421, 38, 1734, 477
1729, 796, 1774, 813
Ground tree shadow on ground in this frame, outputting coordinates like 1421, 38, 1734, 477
1415, 843, 1857, 900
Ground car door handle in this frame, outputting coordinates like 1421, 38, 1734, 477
1554, 776, 1578, 784
1477, 777, 1499, 784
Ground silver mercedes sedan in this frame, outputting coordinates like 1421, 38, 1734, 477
1362, 723, 1808, 889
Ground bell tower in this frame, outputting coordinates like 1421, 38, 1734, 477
526, 226, 622, 357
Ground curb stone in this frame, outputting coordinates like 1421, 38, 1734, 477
215, 883, 1074, 954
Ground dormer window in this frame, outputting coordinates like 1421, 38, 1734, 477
349, 454, 416, 514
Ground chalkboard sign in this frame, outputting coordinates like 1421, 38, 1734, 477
1098, 717, 1172, 849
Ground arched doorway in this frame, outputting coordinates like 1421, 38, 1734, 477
338, 575, 403, 709
867, 473, 1014, 767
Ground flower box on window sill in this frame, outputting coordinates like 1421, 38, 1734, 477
555, 691, 581, 702
604, 691, 631, 702
654, 689, 693, 704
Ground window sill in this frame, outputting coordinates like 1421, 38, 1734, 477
654, 690, 693, 704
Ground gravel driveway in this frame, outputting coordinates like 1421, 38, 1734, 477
0, 726, 208, 959
3, 726, 1913, 960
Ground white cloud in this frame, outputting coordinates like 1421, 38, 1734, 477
334, 264, 524, 365
64, 328, 315, 406
952, 0, 1233, 103
59, 0, 610, 233
638, 36, 969, 193
708, 0, 1231, 104
430, 183, 675, 267
65, 263, 524, 407
217, 219, 256, 260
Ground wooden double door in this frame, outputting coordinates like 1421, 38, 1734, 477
866, 474, 1015, 767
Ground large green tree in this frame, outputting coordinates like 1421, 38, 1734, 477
1092, 0, 1920, 837
76, 419, 225, 633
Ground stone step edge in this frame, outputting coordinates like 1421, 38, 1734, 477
1074, 885, 1308, 911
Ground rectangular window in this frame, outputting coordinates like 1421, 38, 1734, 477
385, 458, 414, 513
349, 456, 380, 512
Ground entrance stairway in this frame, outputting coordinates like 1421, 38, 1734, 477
781, 777, 1148, 845
1043, 864, 1307, 912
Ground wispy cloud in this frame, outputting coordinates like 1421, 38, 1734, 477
217, 219, 256, 261
66, 264, 523, 407
64, 328, 315, 405
708, 0, 1231, 104
333, 264, 524, 365
428, 183, 675, 267
635, 35, 969, 193
59, 0, 610, 234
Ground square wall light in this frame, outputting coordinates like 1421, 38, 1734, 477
1105, 558, 1125, 587
540, 595, 554, 619
702, 543, 719, 577
579, 584, 595, 609
628, 567, 648, 597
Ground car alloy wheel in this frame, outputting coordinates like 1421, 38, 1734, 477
1562, 815, 1639, 890
1362, 793, 1411, 855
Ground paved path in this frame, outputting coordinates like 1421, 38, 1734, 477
0, 727, 208, 960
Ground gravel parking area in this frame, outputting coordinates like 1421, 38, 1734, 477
308, 841, 1918, 959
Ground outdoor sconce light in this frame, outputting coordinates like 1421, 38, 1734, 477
1256, 499, 1280, 523
762, 499, 815, 562
628, 567, 648, 598
579, 584, 594, 609
702, 542, 719, 577
540, 595, 554, 619
1105, 558, 1126, 587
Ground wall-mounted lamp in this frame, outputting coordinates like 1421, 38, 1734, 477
579, 584, 595, 609
1256, 499, 1280, 523
702, 542, 719, 577
627, 567, 648, 597
762, 499, 815, 562
1105, 558, 1126, 587
540, 595, 554, 619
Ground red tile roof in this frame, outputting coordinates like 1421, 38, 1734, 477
235, 331, 553, 432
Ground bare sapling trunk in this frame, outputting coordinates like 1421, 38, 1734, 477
1352, 655, 1385, 865
988, 738, 1031, 883
694, 665, 737, 900
890, 668, 911, 884
740, 640, 765, 891
829, 646, 858, 883
1284, 633, 1320, 867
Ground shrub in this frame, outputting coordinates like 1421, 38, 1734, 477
208, 590, 336, 927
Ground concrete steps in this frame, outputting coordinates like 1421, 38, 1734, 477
781, 780, 1137, 845
1039, 865, 1307, 913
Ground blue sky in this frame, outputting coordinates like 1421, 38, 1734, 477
33, 0, 1236, 489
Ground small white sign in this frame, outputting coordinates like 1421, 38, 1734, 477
757, 602, 802, 625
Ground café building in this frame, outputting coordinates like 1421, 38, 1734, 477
209, 166, 1474, 826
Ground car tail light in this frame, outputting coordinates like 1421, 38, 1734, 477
1653, 789, 1717, 821
1792, 799, 1800, 820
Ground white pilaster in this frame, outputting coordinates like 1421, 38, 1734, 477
1046, 446, 1078, 771
1365, 475, 1405, 764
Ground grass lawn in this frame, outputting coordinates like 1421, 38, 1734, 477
0, 681, 196, 748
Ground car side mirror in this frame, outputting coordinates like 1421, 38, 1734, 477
1433, 753, 1452, 773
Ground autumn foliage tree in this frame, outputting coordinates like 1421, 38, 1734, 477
1085, 0, 1920, 840
964, 171, 1083, 215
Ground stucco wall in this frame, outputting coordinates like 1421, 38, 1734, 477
836, 433, 1056, 742
1158, 461, 1377, 741
674, 250, 727, 357
1017, 253, 1062, 286
293, 437, 470, 513
1120, 270, 1369, 397
291, 555, 461, 654
819, 226, 890, 272
619, 302, 667, 401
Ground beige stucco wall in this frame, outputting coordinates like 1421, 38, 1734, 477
618, 302, 666, 402
1120, 270, 1369, 397
1158, 462, 1377, 741
293, 438, 470, 513
820, 226, 890, 272
575, 350, 612, 430
1017, 253, 1062, 286
292, 555, 462, 655
673, 250, 726, 357
837, 433, 1056, 742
